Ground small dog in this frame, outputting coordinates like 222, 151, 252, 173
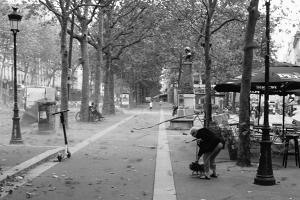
189, 162, 205, 176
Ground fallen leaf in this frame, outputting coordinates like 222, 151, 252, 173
26, 192, 36, 198
48, 187, 56, 191
15, 176, 23, 180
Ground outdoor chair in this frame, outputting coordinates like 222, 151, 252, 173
272, 123, 282, 132
249, 125, 263, 147
292, 119, 300, 132
271, 124, 284, 145
282, 131, 300, 168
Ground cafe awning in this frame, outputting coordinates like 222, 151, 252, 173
214, 62, 300, 95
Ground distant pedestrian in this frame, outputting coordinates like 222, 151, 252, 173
149, 101, 153, 110
159, 100, 163, 107
89, 102, 103, 120
172, 104, 178, 116
190, 126, 225, 180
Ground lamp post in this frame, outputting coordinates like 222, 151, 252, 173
254, 0, 276, 185
8, 7, 23, 144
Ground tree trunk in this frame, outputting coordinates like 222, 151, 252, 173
103, 57, 109, 114
0, 55, 6, 103
136, 83, 141, 104
102, 8, 115, 115
23, 61, 29, 85
108, 67, 115, 113
60, 17, 69, 126
79, 24, 90, 122
39, 0, 71, 126
52, 75, 55, 88
129, 86, 135, 109
237, 0, 260, 167
68, 14, 75, 101
94, 10, 104, 110
0, 40, 9, 102
102, 49, 115, 115
204, 0, 217, 127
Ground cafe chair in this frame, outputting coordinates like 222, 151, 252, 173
282, 130, 300, 168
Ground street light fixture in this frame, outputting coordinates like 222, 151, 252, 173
8, 7, 23, 144
254, 0, 276, 185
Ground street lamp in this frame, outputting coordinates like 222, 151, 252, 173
254, 0, 276, 185
8, 7, 23, 144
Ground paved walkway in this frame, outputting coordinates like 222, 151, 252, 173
0, 107, 133, 183
0, 103, 300, 200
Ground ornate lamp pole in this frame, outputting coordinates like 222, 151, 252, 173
254, 0, 276, 185
8, 7, 23, 144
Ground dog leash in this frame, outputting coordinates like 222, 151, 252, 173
133, 113, 202, 130
195, 141, 198, 161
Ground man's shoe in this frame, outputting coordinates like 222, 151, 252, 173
210, 173, 218, 178
204, 175, 210, 180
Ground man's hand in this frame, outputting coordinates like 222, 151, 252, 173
195, 155, 202, 163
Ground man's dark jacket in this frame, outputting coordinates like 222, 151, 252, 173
193, 128, 224, 157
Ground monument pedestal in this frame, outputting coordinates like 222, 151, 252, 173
169, 52, 195, 130
169, 94, 195, 130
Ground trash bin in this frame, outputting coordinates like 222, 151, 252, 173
38, 100, 56, 133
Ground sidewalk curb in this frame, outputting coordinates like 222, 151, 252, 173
0, 147, 64, 184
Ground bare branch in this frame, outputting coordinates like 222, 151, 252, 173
201, 0, 208, 15
112, 33, 154, 60
67, 28, 83, 42
39, 0, 62, 23
87, 2, 100, 24
69, 0, 113, 14
211, 18, 243, 35
110, 1, 137, 28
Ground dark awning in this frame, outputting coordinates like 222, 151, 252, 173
214, 62, 300, 95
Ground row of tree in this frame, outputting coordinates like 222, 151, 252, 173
0, 0, 164, 121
